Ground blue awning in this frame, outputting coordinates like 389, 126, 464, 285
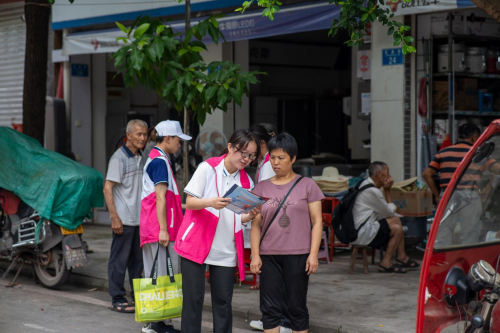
63, 2, 340, 55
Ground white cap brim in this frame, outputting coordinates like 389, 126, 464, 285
178, 134, 192, 141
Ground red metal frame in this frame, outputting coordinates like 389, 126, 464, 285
416, 120, 500, 332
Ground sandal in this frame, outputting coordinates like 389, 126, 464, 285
249, 284, 260, 290
378, 264, 407, 274
396, 258, 420, 269
110, 301, 135, 313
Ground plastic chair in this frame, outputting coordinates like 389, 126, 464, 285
321, 198, 349, 260
318, 231, 330, 264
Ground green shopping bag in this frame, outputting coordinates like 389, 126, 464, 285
134, 246, 182, 323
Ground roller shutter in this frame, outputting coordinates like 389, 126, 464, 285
0, 3, 25, 127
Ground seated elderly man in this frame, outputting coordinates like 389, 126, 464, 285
352, 162, 419, 273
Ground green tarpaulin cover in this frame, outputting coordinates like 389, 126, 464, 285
0, 127, 104, 230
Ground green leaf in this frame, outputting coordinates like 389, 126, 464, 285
190, 46, 204, 53
131, 48, 143, 71
153, 39, 164, 59
235, 79, 243, 94
217, 86, 227, 105
116, 37, 129, 43
394, 36, 402, 46
156, 25, 165, 35
116, 22, 128, 34
161, 37, 180, 51
178, 49, 189, 56
167, 66, 179, 79
210, 18, 219, 29
130, 14, 143, 31
145, 45, 156, 62
185, 87, 198, 107
228, 87, 242, 106
361, 14, 368, 22
190, 41, 208, 51
208, 23, 219, 45
163, 80, 176, 97
196, 83, 204, 93
193, 71, 208, 81
205, 85, 218, 102
223, 83, 229, 90
387, 26, 394, 36
403, 36, 414, 44
134, 23, 150, 39
189, 62, 205, 69
175, 81, 183, 102
197, 22, 208, 36
167, 61, 184, 71
113, 48, 128, 68
197, 110, 207, 125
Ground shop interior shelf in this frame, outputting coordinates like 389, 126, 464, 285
433, 73, 500, 79
434, 111, 500, 116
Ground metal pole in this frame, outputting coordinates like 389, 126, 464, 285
182, 0, 191, 194
447, 12, 455, 143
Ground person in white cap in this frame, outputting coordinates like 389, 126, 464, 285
140, 120, 191, 333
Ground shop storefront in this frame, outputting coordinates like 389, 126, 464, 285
52, 0, 488, 188
415, 5, 500, 178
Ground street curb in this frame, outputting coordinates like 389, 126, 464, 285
0, 261, 344, 333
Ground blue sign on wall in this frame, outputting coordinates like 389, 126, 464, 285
382, 48, 403, 66
71, 64, 89, 77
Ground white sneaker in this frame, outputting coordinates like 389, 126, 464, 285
280, 327, 292, 333
249, 320, 264, 330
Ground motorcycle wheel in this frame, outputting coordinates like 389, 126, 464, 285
33, 247, 71, 289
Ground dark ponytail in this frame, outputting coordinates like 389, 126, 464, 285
250, 124, 272, 146
221, 128, 260, 158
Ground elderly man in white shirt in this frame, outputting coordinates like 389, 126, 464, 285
353, 162, 420, 274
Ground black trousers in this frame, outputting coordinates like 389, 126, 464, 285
181, 257, 235, 333
260, 254, 310, 331
108, 225, 143, 303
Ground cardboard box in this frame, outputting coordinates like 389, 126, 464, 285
456, 94, 466, 111
390, 189, 433, 217
433, 91, 448, 111
465, 94, 479, 111
456, 78, 478, 91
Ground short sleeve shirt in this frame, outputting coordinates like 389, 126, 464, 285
185, 162, 254, 267
252, 175, 324, 255
106, 146, 143, 226
146, 158, 169, 186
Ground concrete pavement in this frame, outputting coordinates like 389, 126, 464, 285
2, 224, 422, 333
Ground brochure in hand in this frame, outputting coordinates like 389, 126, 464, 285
222, 184, 269, 214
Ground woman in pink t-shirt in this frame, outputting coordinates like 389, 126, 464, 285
250, 133, 324, 333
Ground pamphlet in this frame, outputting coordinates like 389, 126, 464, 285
222, 184, 269, 214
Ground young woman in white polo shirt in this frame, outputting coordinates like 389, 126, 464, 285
174, 129, 261, 333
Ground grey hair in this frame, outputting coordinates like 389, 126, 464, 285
126, 119, 147, 133
368, 161, 388, 177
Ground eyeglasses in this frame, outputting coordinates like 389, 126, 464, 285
234, 146, 257, 161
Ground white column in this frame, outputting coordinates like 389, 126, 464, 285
70, 54, 92, 167
370, 18, 406, 182
92, 53, 107, 178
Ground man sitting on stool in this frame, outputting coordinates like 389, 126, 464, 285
352, 162, 419, 273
